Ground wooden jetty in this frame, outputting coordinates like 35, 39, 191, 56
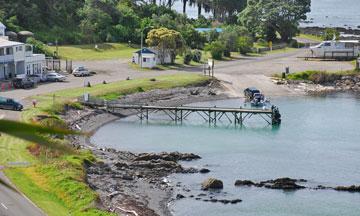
85, 102, 282, 125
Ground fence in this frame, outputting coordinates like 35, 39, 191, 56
46, 57, 61, 71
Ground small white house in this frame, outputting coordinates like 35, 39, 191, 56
0, 22, 45, 80
310, 40, 360, 59
132, 47, 172, 68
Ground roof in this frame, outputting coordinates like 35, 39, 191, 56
135, 48, 156, 55
0, 22, 5, 29
18, 31, 34, 36
0, 38, 24, 47
195, 28, 223, 33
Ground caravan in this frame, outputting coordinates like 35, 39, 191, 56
310, 40, 360, 59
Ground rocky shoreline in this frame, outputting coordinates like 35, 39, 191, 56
63, 80, 229, 216
273, 74, 360, 95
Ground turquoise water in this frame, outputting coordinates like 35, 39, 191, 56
91, 94, 360, 216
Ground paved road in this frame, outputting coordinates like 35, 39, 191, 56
213, 48, 354, 97
0, 173, 44, 216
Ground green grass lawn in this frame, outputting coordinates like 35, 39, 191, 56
297, 34, 323, 42
1, 73, 210, 216
48, 43, 137, 60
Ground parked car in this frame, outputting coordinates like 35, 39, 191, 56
244, 87, 261, 100
73, 66, 90, 77
0, 96, 23, 111
27, 74, 47, 83
46, 72, 66, 82
12, 77, 36, 89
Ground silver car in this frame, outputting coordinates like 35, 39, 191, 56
73, 66, 90, 77
46, 72, 66, 82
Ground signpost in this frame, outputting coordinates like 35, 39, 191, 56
208, 59, 214, 77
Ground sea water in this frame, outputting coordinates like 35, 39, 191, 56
91, 94, 360, 216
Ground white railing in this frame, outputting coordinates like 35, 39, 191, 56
0, 55, 14, 63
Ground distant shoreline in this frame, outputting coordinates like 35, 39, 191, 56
299, 26, 360, 37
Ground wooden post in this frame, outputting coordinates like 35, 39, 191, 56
140, 108, 143, 121
214, 111, 217, 125
180, 110, 183, 124
175, 109, 178, 123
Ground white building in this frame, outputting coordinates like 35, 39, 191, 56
0, 22, 45, 80
132, 47, 172, 68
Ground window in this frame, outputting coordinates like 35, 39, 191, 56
0, 48, 4, 56
324, 42, 331, 47
143, 58, 147, 62
6, 48, 13, 55
19, 46, 23, 51
26, 65, 31, 75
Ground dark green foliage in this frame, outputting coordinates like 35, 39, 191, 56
192, 50, 202, 62
180, 25, 207, 49
239, 0, 311, 42
205, 41, 225, 60
183, 51, 193, 65
238, 36, 253, 54
219, 25, 251, 55
287, 70, 358, 84
26, 37, 54, 57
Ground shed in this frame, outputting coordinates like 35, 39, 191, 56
132, 48, 157, 68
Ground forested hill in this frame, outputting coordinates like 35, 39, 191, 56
0, 0, 311, 45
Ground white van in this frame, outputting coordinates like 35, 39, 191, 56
310, 40, 360, 59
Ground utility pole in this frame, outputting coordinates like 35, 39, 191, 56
140, 26, 154, 68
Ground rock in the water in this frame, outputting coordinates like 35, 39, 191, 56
234, 180, 255, 187
334, 185, 360, 192
230, 199, 242, 204
199, 168, 210, 174
134, 152, 201, 162
261, 178, 305, 190
201, 178, 223, 190
176, 194, 186, 199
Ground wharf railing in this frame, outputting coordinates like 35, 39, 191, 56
82, 100, 282, 126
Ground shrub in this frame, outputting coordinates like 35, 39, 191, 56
205, 41, 225, 60
223, 50, 231, 57
238, 36, 253, 54
26, 37, 54, 57
257, 38, 268, 47
288, 39, 299, 48
183, 51, 193, 65
322, 28, 340, 41
192, 50, 202, 62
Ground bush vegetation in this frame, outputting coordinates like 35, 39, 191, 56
286, 70, 358, 84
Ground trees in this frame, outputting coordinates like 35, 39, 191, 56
238, 36, 253, 54
146, 27, 185, 64
179, 24, 207, 49
239, 0, 311, 42
205, 41, 225, 60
